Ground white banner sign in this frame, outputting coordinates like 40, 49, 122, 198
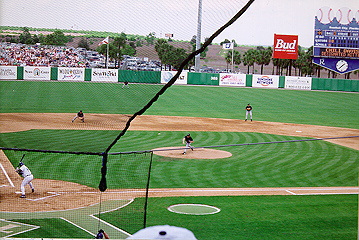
91, 69, 118, 82
0, 66, 17, 79
161, 71, 187, 84
58, 67, 85, 81
219, 73, 246, 86
24, 67, 51, 80
285, 76, 312, 90
252, 74, 279, 88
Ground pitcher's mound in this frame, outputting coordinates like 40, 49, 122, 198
152, 147, 232, 159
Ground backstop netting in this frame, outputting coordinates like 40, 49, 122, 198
1, 0, 358, 239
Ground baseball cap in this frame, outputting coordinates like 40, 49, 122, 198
126, 225, 197, 240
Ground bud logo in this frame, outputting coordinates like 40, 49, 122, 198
273, 34, 298, 59
275, 39, 297, 50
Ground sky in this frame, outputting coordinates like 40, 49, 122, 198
1, 0, 358, 47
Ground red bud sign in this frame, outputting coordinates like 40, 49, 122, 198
273, 34, 298, 59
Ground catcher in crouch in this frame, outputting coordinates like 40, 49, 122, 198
15, 162, 34, 198
182, 133, 194, 154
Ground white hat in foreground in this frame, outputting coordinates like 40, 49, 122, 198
126, 225, 197, 240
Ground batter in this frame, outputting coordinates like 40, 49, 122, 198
15, 162, 35, 198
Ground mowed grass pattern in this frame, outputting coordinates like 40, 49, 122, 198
1, 81, 162, 114
1, 81, 358, 128
5, 130, 358, 189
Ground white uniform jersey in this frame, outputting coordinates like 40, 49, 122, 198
20, 165, 32, 177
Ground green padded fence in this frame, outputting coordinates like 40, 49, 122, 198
2, 66, 359, 92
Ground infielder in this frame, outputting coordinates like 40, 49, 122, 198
15, 162, 34, 198
182, 133, 194, 154
72, 110, 85, 122
245, 103, 252, 121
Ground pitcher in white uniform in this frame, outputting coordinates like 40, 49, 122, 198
15, 162, 35, 198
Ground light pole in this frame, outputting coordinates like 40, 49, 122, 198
194, 0, 202, 72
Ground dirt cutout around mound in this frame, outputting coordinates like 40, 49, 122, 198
0, 113, 358, 212
152, 147, 232, 159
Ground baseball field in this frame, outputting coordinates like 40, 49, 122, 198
0, 80, 358, 239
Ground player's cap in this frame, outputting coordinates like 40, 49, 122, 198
187, 133, 190, 136
18, 162, 24, 167
126, 225, 197, 240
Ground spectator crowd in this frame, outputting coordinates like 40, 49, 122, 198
0, 42, 162, 71
0, 42, 92, 68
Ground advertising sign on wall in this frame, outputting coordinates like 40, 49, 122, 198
252, 74, 279, 88
273, 34, 299, 59
0, 66, 17, 79
91, 69, 118, 82
58, 68, 85, 81
24, 67, 51, 80
219, 73, 246, 86
161, 71, 188, 84
285, 76, 312, 90
313, 6, 359, 74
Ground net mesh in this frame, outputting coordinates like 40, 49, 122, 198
1, 0, 357, 239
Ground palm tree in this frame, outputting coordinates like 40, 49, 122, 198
255, 47, 272, 74
225, 50, 241, 72
243, 49, 256, 74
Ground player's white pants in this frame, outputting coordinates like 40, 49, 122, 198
184, 142, 193, 153
21, 174, 34, 195
72, 116, 84, 122
246, 110, 252, 120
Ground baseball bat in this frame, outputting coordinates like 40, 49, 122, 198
19, 154, 25, 163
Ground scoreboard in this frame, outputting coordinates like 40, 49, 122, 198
313, 7, 359, 74
314, 20, 359, 58
317, 48, 359, 58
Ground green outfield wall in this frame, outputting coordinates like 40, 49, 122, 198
0, 66, 358, 92
187, 72, 219, 85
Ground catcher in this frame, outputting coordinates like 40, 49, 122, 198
15, 162, 34, 198
245, 103, 252, 121
95, 229, 109, 239
182, 133, 194, 154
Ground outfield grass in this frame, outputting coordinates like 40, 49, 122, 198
1, 81, 162, 114
1, 81, 358, 128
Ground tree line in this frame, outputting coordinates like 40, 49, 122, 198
2, 27, 357, 79
220, 39, 355, 79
